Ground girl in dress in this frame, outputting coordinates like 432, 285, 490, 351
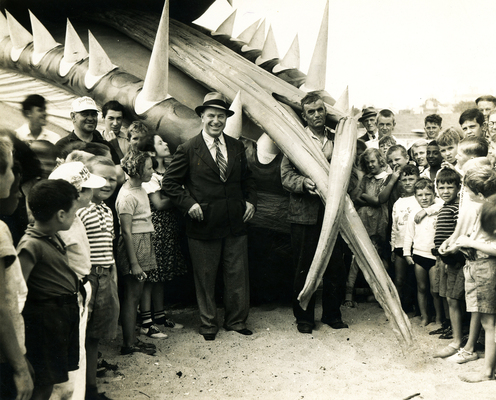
141, 135, 187, 330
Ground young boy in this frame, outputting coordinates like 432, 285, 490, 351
410, 140, 428, 172
455, 136, 489, 172
380, 145, 410, 209
0, 135, 33, 400
431, 169, 464, 358
424, 114, 442, 140
390, 164, 420, 308
445, 167, 496, 367
421, 140, 443, 182
17, 179, 80, 400
77, 156, 132, 399
379, 135, 396, 160
437, 127, 464, 167
403, 178, 442, 327
459, 108, 485, 138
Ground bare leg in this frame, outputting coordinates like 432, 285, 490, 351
394, 255, 408, 301
460, 314, 496, 382
152, 282, 165, 315
121, 275, 144, 348
429, 267, 443, 325
140, 281, 153, 316
464, 312, 482, 353
414, 263, 429, 326
447, 297, 463, 348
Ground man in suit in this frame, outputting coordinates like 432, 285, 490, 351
358, 107, 378, 147
162, 92, 257, 341
281, 93, 348, 335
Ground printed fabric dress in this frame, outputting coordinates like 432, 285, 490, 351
142, 171, 187, 282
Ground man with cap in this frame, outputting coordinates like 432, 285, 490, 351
55, 97, 121, 165
358, 107, 378, 147
162, 92, 257, 341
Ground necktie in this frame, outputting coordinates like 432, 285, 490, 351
214, 137, 227, 182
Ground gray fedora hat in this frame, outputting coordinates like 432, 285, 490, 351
358, 106, 377, 122
195, 92, 235, 117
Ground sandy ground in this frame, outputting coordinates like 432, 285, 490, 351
95, 299, 496, 400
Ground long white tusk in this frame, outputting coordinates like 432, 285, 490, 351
334, 86, 349, 113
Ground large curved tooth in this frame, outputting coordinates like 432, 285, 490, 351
255, 25, 279, 65
212, 9, 236, 37
5, 10, 33, 62
241, 18, 265, 52
256, 132, 280, 162
85, 30, 117, 89
236, 19, 260, 43
334, 86, 349, 113
29, 10, 60, 65
135, 0, 170, 115
224, 91, 242, 139
273, 34, 300, 73
300, 0, 329, 92
60, 19, 88, 76
0, 12, 9, 40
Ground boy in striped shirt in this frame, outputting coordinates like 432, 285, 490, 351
77, 156, 121, 400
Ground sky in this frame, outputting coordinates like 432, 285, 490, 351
195, 0, 496, 111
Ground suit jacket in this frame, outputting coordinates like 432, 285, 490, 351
162, 133, 257, 240
357, 133, 370, 142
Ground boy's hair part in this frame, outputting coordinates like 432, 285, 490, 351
21, 94, 45, 113
359, 148, 386, 173
437, 127, 464, 147
102, 100, 125, 119
435, 168, 461, 187
481, 194, 496, 236
414, 177, 435, 193
424, 114, 442, 127
28, 179, 78, 222
458, 136, 489, 158
86, 155, 115, 172
378, 135, 396, 147
386, 144, 408, 159
459, 108, 485, 127
400, 164, 420, 178
464, 166, 496, 197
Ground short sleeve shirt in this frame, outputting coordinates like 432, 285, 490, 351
115, 181, 154, 234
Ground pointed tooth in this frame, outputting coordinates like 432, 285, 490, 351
85, 30, 117, 89
241, 18, 265, 52
273, 34, 299, 73
0, 12, 9, 40
29, 10, 60, 65
6, 10, 33, 62
60, 19, 88, 76
255, 25, 279, 65
236, 19, 260, 43
226, 0, 233, 5
135, 0, 170, 115
334, 86, 349, 113
224, 91, 242, 139
300, 0, 329, 92
256, 133, 279, 158
212, 9, 236, 36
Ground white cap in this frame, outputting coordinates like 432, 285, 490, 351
49, 161, 105, 191
71, 96, 99, 113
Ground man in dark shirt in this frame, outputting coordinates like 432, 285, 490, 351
55, 97, 120, 165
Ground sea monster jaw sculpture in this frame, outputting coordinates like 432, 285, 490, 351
0, 1, 413, 348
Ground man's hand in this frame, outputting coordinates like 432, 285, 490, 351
188, 203, 204, 221
414, 209, 427, 224
243, 201, 255, 223
303, 178, 318, 195
13, 357, 33, 400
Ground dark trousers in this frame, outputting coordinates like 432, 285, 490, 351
291, 223, 346, 327
188, 234, 249, 335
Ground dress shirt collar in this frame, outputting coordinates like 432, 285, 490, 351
202, 130, 226, 147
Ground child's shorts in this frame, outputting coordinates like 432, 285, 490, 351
393, 248, 404, 258
413, 254, 436, 271
116, 232, 157, 276
432, 257, 446, 295
23, 298, 79, 386
464, 257, 496, 314
86, 264, 120, 340
446, 263, 465, 300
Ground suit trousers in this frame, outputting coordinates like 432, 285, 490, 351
291, 223, 346, 327
188, 234, 250, 335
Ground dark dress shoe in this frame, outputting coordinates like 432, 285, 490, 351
233, 328, 253, 336
325, 320, 348, 329
202, 333, 216, 341
297, 323, 313, 334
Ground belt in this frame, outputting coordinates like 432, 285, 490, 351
92, 265, 112, 275
29, 293, 78, 306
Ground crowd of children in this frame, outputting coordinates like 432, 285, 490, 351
4, 94, 496, 400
